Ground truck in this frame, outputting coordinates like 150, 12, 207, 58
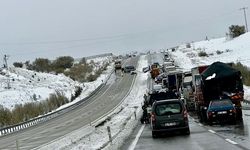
192, 62, 244, 122
114, 59, 122, 71
150, 63, 161, 79
162, 70, 183, 92
182, 74, 194, 111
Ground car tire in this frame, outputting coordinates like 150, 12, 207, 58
182, 128, 190, 135
152, 131, 158, 138
231, 118, 237, 125
208, 120, 213, 126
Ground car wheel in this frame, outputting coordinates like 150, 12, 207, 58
183, 128, 190, 135
152, 131, 158, 138
231, 118, 237, 125
208, 120, 213, 126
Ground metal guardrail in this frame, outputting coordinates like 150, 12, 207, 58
0, 69, 114, 137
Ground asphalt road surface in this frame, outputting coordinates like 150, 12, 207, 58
122, 112, 250, 150
0, 56, 138, 150
121, 53, 250, 150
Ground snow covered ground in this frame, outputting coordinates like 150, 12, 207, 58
37, 55, 149, 150
172, 32, 250, 70
0, 56, 113, 110
38, 32, 250, 150
2, 32, 250, 149
171, 32, 250, 102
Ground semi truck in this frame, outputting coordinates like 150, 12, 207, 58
192, 62, 244, 122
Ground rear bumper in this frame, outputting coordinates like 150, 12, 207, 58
208, 114, 236, 122
152, 126, 189, 132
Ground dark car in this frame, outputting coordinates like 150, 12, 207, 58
150, 99, 190, 138
206, 99, 236, 125
123, 65, 136, 73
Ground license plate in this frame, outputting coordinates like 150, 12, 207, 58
218, 111, 227, 114
165, 122, 176, 126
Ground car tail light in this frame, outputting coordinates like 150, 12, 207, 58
208, 111, 214, 117
183, 109, 188, 119
151, 112, 156, 122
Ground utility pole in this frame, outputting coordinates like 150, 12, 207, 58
240, 7, 248, 32
3, 54, 10, 89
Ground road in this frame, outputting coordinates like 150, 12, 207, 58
122, 110, 250, 150
121, 53, 250, 150
0, 56, 138, 150
122, 111, 250, 150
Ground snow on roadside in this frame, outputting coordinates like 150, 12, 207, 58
0, 56, 113, 110
55, 64, 114, 111
39, 55, 149, 150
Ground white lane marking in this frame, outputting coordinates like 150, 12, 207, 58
208, 130, 216, 134
128, 124, 145, 150
198, 123, 203, 126
225, 139, 238, 145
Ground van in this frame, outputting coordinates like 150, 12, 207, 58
151, 99, 190, 138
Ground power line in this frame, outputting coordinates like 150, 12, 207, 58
240, 7, 248, 32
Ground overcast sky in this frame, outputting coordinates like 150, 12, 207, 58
0, 0, 250, 64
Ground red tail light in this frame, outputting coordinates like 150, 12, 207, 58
208, 111, 213, 117
151, 112, 156, 122
183, 109, 188, 119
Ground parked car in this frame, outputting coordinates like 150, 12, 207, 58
206, 99, 236, 125
150, 99, 190, 138
123, 65, 136, 73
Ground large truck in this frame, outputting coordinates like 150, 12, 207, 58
192, 62, 244, 122
114, 59, 122, 71
150, 63, 161, 79
182, 74, 194, 111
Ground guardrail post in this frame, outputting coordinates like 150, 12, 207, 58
107, 126, 112, 143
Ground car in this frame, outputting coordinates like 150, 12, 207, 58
206, 99, 236, 125
123, 65, 136, 73
150, 99, 190, 138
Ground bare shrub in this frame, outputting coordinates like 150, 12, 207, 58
198, 51, 208, 57
216, 50, 223, 55
232, 62, 250, 86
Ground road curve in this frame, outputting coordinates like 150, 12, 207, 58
0, 56, 138, 150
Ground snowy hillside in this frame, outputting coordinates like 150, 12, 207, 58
0, 56, 113, 110
171, 32, 250, 100
171, 32, 250, 72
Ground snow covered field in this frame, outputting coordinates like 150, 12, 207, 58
171, 32, 250, 102
2, 32, 250, 149
0, 56, 113, 110
172, 32, 250, 70
38, 32, 250, 149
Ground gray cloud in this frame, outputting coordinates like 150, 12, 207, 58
0, 0, 249, 64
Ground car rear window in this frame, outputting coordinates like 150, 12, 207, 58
155, 102, 182, 116
211, 99, 232, 107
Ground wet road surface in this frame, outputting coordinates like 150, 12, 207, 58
122, 110, 250, 150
